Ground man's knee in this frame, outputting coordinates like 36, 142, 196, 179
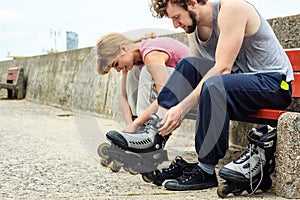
175, 57, 198, 72
201, 76, 226, 101
175, 57, 215, 80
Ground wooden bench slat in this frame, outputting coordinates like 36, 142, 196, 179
292, 73, 300, 98
6, 68, 19, 81
7, 74, 18, 81
249, 109, 285, 120
285, 48, 300, 72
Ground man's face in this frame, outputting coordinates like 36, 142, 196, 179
186, 10, 197, 33
166, 2, 197, 34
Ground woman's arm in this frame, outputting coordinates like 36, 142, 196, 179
120, 71, 134, 125
123, 51, 169, 132
143, 50, 170, 93
124, 99, 159, 132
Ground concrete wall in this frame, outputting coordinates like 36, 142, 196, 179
0, 47, 123, 121
268, 14, 300, 48
0, 14, 299, 143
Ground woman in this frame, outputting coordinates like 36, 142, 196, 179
96, 32, 189, 126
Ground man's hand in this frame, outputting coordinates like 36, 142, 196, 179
158, 104, 184, 136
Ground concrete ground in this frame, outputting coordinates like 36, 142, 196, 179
0, 99, 286, 199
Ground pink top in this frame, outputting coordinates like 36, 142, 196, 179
139, 37, 189, 68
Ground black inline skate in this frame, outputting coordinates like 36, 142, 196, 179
141, 156, 193, 186
217, 125, 277, 198
97, 114, 169, 174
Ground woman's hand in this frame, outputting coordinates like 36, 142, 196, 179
123, 121, 140, 133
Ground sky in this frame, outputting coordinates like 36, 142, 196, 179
0, 0, 300, 61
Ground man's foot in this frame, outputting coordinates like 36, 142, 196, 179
141, 156, 193, 186
164, 164, 218, 191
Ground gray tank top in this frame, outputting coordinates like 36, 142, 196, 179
193, 0, 293, 82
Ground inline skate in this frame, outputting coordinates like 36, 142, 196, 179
217, 125, 277, 198
98, 114, 169, 174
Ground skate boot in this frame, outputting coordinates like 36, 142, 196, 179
141, 156, 192, 186
97, 114, 169, 174
106, 113, 168, 153
217, 125, 277, 198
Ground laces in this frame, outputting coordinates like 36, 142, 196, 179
234, 144, 258, 164
138, 117, 159, 134
177, 165, 203, 183
138, 116, 168, 145
248, 144, 264, 195
164, 156, 183, 172
233, 143, 264, 195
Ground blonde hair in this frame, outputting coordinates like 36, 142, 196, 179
96, 32, 156, 75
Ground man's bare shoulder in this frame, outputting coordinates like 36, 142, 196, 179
219, 0, 260, 35
218, 0, 250, 27
220, 0, 251, 12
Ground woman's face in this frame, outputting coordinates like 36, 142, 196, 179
108, 51, 134, 73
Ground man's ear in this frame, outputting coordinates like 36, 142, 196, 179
188, 0, 198, 8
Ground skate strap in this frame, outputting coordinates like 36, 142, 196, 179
247, 134, 274, 148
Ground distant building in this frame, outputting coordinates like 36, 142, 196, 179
66, 31, 79, 50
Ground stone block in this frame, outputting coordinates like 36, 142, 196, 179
276, 112, 300, 199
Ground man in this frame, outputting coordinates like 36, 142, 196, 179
108, 0, 293, 191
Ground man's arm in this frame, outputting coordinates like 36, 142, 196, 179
159, 0, 248, 136
187, 33, 202, 57
192, 0, 247, 100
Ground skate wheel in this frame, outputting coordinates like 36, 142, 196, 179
217, 183, 228, 198
142, 174, 153, 183
260, 176, 273, 192
123, 166, 129, 172
246, 188, 253, 194
100, 158, 111, 167
127, 167, 139, 175
233, 191, 242, 196
109, 160, 123, 172
123, 166, 139, 175
97, 143, 110, 159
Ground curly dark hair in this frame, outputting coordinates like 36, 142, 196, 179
150, 0, 207, 18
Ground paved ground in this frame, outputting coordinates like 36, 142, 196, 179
0, 99, 287, 199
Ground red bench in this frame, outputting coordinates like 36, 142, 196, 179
247, 49, 300, 124
0, 67, 25, 99
185, 48, 300, 126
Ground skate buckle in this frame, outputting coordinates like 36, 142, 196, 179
264, 140, 273, 148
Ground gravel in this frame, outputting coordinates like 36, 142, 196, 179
0, 100, 284, 200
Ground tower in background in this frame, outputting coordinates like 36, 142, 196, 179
66, 31, 79, 51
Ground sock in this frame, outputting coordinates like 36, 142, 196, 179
198, 162, 215, 175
